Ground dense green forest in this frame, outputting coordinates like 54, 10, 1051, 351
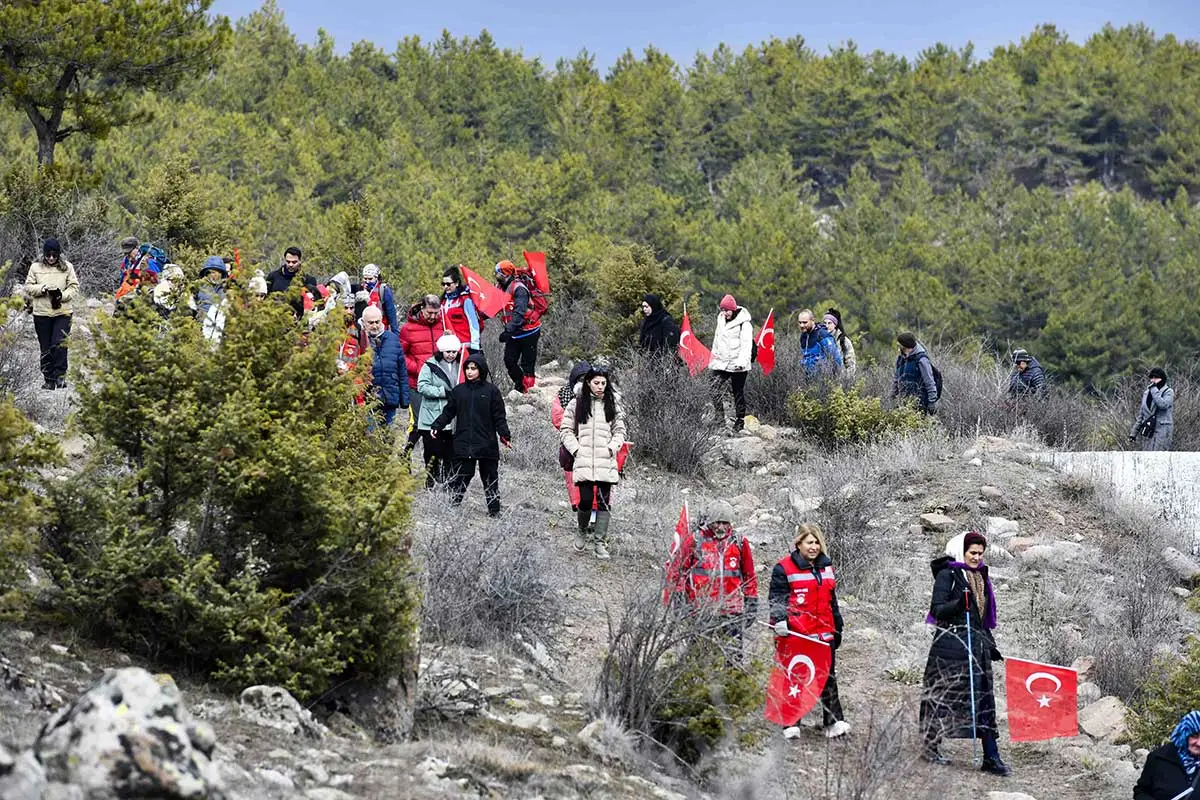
2, 1, 1199, 387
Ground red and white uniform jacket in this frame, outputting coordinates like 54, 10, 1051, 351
666, 527, 757, 615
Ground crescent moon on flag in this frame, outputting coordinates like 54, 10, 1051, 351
1024, 672, 1062, 695
669, 531, 681, 555
679, 330, 692, 353
786, 654, 816, 686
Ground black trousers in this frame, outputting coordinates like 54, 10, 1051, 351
712, 369, 747, 423
34, 314, 71, 383
403, 394, 423, 454
575, 480, 613, 529
821, 650, 845, 726
504, 330, 540, 389
421, 431, 453, 488
450, 457, 500, 516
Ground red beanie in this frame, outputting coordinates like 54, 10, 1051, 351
719, 294, 737, 311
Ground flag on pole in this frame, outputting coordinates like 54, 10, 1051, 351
677, 309, 711, 377
459, 265, 509, 319
1005, 658, 1078, 742
521, 250, 551, 295
755, 308, 776, 376
662, 502, 691, 604
615, 442, 632, 473
765, 632, 832, 726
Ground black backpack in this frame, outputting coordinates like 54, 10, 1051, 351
921, 354, 944, 399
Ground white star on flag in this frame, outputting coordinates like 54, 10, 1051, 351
788, 684, 801, 698
1037, 694, 1052, 708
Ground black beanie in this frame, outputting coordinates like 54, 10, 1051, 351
897, 332, 917, 349
1149, 367, 1168, 382
43, 238, 61, 256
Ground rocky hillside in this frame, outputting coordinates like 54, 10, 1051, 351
1, 338, 1194, 799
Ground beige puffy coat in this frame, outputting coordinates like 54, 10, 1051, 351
24, 259, 79, 317
708, 307, 753, 372
560, 390, 627, 485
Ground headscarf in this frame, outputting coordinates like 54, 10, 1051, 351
1171, 711, 1200, 775
926, 532, 998, 630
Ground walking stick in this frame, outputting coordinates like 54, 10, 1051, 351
1168, 767, 1200, 800
963, 588, 980, 768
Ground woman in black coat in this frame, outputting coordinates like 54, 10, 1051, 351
919, 531, 1009, 776
638, 293, 679, 354
431, 353, 511, 517
1135, 711, 1200, 799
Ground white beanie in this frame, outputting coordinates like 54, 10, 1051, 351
436, 333, 462, 352
362, 263, 380, 280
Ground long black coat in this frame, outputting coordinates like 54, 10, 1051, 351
431, 357, 511, 460
1135, 743, 1200, 800
639, 308, 680, 354
920, 555, 999, 740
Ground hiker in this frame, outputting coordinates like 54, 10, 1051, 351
893, 332, 939, 414
266, 247, 303, 294
336, 296, 368, 406
247, 270, 268, 299
495, 259, 544, 392
361, 264, 398, 331
362, 305, 409, 426
441, 266, 481, 352
24, 238, 79, 390
770, 524, 850, 740
709, 294, 754, 432
400, 294, 445, 458
1130, 367, 1174, 452
553, 361, 592, 511
664, 500, 758, 643
823, 309, 857, 379
431, 352, 511, 517
560, 365, 628, 560
1133, 710, 1200, 799
194, 256, 229, 343
416, 334, 463, 488
1008, 349, 1046, 396
152, 264, 187, 315
920, 531, 1009, 776
638, 293, 680, 355
797, 309, 843, 375
115, 240, 165, 305
118, 236, 140, 284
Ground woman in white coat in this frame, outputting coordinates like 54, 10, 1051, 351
709, 294, 754, 432
560, 366, 627, 560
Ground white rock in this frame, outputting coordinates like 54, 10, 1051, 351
299, 761, 331, 785
0, 744, 46, 799
256, 768, 295, 789
986, 517, 1019, 538
508, 712, 553, 732
722, 437, 768, 468
1162, 547, 1200, 583
789, 494, 823, 516
1079, 696, 1129, 742
969, 457, 984, 467
919, 513, 956, 532
1048, 510, 1066, 525
987, 793, 1038, 800
239, 685, 328, 739
305, 789, 357, 800
980, 485, 1004, 499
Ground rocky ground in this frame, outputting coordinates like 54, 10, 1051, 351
2, 326, 1195, 799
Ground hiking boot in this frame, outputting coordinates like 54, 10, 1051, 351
593, 541, 611, 560
980, 757, 1011, 776
592, 509, 611, 560
824, 720, 851, 739
573, 527, 589, 553
921, 749, 949, 765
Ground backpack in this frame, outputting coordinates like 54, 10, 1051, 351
920, 354, 944, 399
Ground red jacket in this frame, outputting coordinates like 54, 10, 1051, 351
666, 527, 757, 614
768, 552, 841, 640
399, 305, 443, 390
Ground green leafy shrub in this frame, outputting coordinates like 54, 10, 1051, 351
786, 382, 927, 446
44, 296, 419, 700
1128, 637, 1200, 747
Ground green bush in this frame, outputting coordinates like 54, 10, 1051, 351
45, 296, 419, 700
785, 382, 927, 446
1128, 637, 1200, 747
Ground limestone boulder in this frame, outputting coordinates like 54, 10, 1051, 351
1162, 547, 1200, 585
239, 685, 328, 739
721, 437, 768, 468
919, 513, 956, 532
1079, 696, 1129, 743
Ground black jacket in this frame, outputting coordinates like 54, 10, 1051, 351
927, 555, 999, 663
1135, 743, 1199, 800
265, 267, 301, 294
639, 295, 679, 354
431, 356, 511, 459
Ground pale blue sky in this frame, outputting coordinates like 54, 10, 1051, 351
211, 0, 1200, 69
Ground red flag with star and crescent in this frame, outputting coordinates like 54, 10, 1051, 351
755, 308, 776, 376
677, 310, 711, 377
764, 632, 832, 726
458, 265, 509, 319
1005, 657, 1078, 742
521, 250, 551, 295
662, 502, 691, 605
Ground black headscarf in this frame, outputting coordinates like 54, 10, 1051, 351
639, 294, 678, 353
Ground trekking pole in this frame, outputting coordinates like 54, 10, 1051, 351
1168, 767, 1200, 800
964, 588, 980, 768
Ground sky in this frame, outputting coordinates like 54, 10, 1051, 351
209, 0, 1200, 70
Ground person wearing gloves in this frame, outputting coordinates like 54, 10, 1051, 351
362, 305, 409, 426
431, 352, 511, 517
920, 531, 1008, 776
1134, 710, 1200, 799
560, 365, 628, 559
416, 333, 463, 488
24, 238, 79, 390
893, 331, 940, 414
664, 499, 758, 660
708, 294, 754, 432
553, 361, 591, 511
1131, 367, 1174, 451
769, 524, 849, 740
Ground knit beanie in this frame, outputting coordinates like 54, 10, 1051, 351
120, 236, 139, 251
436, 333, 462, 352
43, 238, 61, 256
719, 294, 737, 311
897, 332, 917, 349
1149, 367, 1168, 382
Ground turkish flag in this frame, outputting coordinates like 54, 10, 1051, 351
677, 311, 712, 377
522, 250, 551, 295
765, 632, 832, 726
459, 265, 509, 319
1005, 658, 1078, 742
615, 442, 632, 472
755, 309, 776, 376
662, 502, 691, 605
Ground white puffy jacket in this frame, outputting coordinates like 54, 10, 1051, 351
708, 308, 753, 372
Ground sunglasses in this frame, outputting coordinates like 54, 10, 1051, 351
441, 281, 454, 287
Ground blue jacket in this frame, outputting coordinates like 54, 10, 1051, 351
1008, 358, 1047, 396
893, 344, 939, 410
370, 330, 410, 409
799, 326, 843, 374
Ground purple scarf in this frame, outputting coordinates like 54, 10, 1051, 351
925, 562, 997, 630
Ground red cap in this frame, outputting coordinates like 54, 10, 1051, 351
719, 294, 737, 311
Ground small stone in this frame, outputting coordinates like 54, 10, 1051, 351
12, 630, 35, 644
256, 768, 295, 789
48, 644, 69, 656
508, 712, 553, 732
305, 790, 356, 800
537, 694, 558, 707
551, 736, 567, 748
919, 513, 956, 532
299, 762, 331, 785
1173, 587, 1192, 599
1048, 510, 1066, 525
986, 517, 1019, 538
968, 457, 983, 467
986, 793, 1038, 800
908, 524, 924, 537
980, 486, 1003, 499
1162, 547, 1200, 585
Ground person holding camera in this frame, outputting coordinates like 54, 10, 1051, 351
1130, 367, 1174, 451
24, 238, 79, 390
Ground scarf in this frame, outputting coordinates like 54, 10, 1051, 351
926, 562, 997, 630
1172, 710, 1200, 775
